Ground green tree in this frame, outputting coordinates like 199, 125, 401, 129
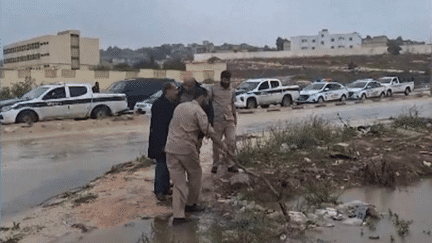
387, 36, 403, 55
162, 59, 186, 70
113, 63, 137, 71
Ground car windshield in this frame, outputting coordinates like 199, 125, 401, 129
107, 82, 125, 92
146, 90, 163, 104
237, 82, 260, 91
21, 87, 50, 100
303, 83, 326, 90
348, 82, 367, 88
379, 78, 392, 84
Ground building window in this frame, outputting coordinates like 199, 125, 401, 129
331, 46, 335, 49
349, 37, 353, 41
312, 47, 315, 50
349, 45, 353, 48
312, 39, 316, 43
321, 41, 324, 45
331, 38, 335, 42
321, 34, 324, 38
301, 39, 307, 43
338, 45, 345, 48
338, 36, 345, 41
301, 47, 308, 50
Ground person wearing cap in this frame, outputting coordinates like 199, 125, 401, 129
165, 92, 227, 226
209, 70, 238, 174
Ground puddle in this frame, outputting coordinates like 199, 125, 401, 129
305, 179, 432, 242
54, 212, 221, 243
1, 132, 148, 221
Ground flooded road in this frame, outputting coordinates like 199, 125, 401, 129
1, 131, 148, 221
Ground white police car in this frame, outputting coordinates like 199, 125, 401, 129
297, 82, 349, 104
133, 90, 163, 116
347, 79, 387, 100
0, 83, 128, 124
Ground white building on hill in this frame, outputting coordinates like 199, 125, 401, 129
290, 29, 362, 52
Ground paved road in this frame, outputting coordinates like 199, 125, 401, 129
1, 93, 431, 221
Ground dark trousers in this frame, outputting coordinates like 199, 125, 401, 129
154, 153, 170, 195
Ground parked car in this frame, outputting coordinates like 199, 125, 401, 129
106, 78, 175, 110
378, 76, 414, 97
297, 82, 348, 104
133, 81, 180, 116
0, 83, 128, 124
234, 78, 300, 109
347, 79, 386, 100
134, 90, 162, 116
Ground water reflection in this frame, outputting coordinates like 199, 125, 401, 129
307, 179, 432, 243
1, 132, 148, 221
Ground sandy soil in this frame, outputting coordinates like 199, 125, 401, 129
0, 114, 222, 242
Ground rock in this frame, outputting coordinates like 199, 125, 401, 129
280, 143, 289, 152
332, 214, 344, 221
326, 208, 337, 217
136, 213, 151, 220
423, 161, 431, 167
304, 157, 312, 163
342, 218, 363, 226
288, 211, 307, 224
230, 174, 251, 189
254, 204, 266, 212
267, 211, 284, 221
330, 143, 351, 154
246, 201, 256, 210
239, 207, 246, 213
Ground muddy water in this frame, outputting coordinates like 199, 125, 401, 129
306, 179, 432, 243
1, 132, 148, 221
55, 214, 216, 243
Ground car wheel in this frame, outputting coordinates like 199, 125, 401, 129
260, 104, 270, 108
246, 98, 256, 109
360, 94, 367, 100
91, 106, 111, 119
17, 110, 38, 124
339, 95, 346, 102
404, 88, 411, 96
317, 96, 324, 103
281, 95, 292, 107
386, 90, 392, 97
379, 92, 386, 99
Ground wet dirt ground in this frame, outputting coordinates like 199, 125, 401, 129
1, 94, 432, 242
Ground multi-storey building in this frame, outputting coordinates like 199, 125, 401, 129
290, 29, 362, 51
2, 30, 99, 70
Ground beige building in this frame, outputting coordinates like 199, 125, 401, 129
2, 30, 99, 71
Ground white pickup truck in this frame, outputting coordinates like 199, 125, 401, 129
378, 76, 414, 97
0, 83, 128, 124
234, 78, 300, 109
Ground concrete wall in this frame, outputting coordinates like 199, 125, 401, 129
194, 44, 432, 62
185, 62, 227, 81
1, 64, 227, 89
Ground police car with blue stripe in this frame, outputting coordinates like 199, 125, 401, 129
0, 83, 128, 124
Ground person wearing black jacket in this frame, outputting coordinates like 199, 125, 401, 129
148, 82, 179, 201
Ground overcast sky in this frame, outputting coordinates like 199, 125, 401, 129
2, 0, 431, 56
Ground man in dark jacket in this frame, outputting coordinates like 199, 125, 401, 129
148, 82, 179, 201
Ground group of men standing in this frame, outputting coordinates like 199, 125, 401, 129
147, 70, 238, 226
